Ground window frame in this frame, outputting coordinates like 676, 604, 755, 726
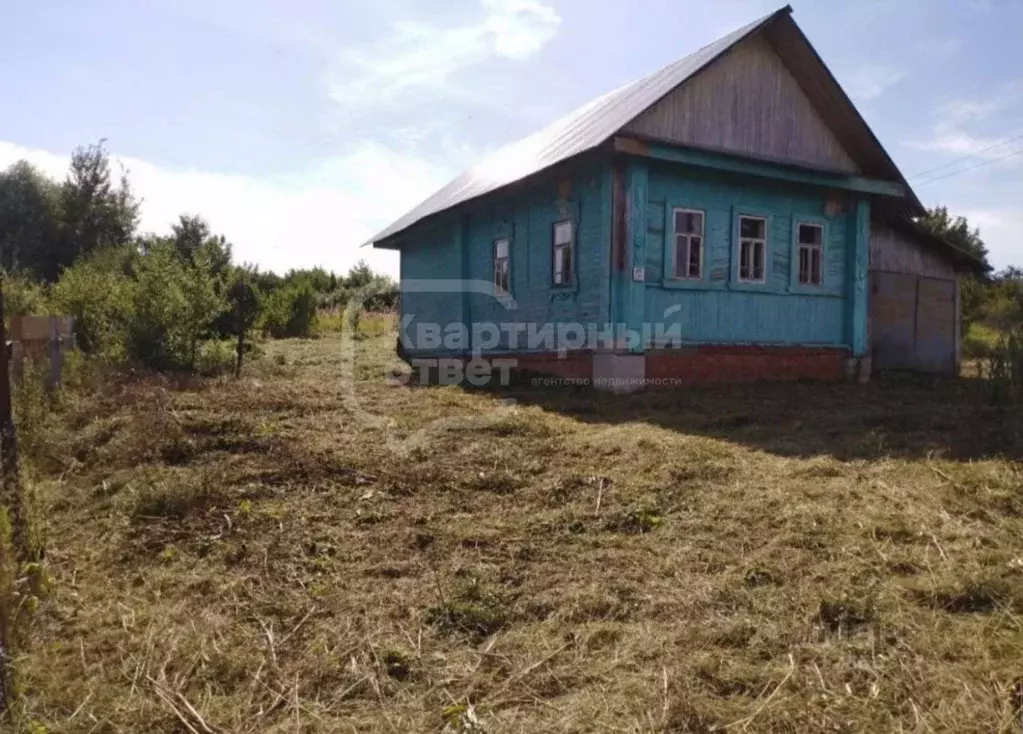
790, 217, 831, 292
493, 237, 510, 294
551, 219, 575, 287
797, 220, 822, 286
735, 214, 769, 284
669, 207, 706, 281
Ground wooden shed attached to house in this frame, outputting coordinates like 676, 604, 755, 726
869, 219, 980, 376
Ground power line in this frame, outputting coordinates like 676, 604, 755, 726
909, 131, 1023, 180
913, 145, 1023, 187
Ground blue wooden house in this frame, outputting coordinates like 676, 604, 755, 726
367, 6, 981, 390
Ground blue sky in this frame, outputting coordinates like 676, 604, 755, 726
1, 0, 1021, 276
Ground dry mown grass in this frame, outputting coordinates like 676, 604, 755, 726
17, 334, 1023, 732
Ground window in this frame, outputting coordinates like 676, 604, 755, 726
493, 238, 510, 292
552, 220, 573, 285
672, 209, 704, 279
737, 216, 767, 283
796, 223, 823, 286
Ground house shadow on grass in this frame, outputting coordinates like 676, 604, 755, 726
467, 373, 1023, 463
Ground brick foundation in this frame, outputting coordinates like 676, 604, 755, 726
645, 345, 849, 385
513, 352, 593, 381
415, 345, 849, 388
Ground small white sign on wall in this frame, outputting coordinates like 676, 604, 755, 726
633, 267, 645, 282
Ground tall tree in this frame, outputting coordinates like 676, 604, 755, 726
0, 162, 61, 276
55, 140, 140, 281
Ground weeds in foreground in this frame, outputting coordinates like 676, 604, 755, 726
12, 334, 1023, 732
426, 577, 509, 640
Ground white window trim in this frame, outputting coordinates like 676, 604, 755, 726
493, 237, 510, 293
736, 215, 768, 284
552, 220, 574, 286
671, 208, 705, 280
795, 221, 824, 287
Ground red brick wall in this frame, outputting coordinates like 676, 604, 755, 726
646, 346, 848, 384
513, 352, 592, 381
438, 347, 846, 386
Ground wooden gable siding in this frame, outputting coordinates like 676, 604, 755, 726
869, 223, 955, 279
623, 35, 859, 174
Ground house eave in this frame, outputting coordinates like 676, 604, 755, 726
613, 136, 906, 198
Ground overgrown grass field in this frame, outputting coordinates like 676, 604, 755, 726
18, 332, 1023, 732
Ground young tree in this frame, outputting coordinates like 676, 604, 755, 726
55, 141, 140, 281
179, 250, 227, 370
170, 214, 211, 263
228, 267, 261, 376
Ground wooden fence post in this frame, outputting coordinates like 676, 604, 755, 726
47, 316, 62, 393
235, 282, 245, 379
0, 278, 22, 715
0, 283, 23, 558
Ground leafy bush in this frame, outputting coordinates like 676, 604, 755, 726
2, 273, 46, 317
196, 339, 236, 376
963, 323, 1001, 359
129, 243, 226, 369
977, 326, 1023, 406
50, 253, 135, 360
53, 242, 227, 371
260, 280, 318, 338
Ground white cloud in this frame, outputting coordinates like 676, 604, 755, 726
907, 82, 1023, 165
326, 0, 561, 106
0, 140, 456, 278
843, 65, 907, 103
956, 207, 1023, 270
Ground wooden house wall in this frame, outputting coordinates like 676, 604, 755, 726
869, 223, 957, 279
625, 35, 859, 174
399, 160, 611, 355
400, 219, 466, 348
643, 162, 856, 347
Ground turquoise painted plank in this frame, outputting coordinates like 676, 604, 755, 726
845, 196, 871, 356
626, 161, 648, 352
645, 289, 845, 346
599, 163, 613, 326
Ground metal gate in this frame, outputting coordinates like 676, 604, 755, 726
870, 272, 956, 374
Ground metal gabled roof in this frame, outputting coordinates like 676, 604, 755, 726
366, 6, 791, 247
366, 3, 928, 249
